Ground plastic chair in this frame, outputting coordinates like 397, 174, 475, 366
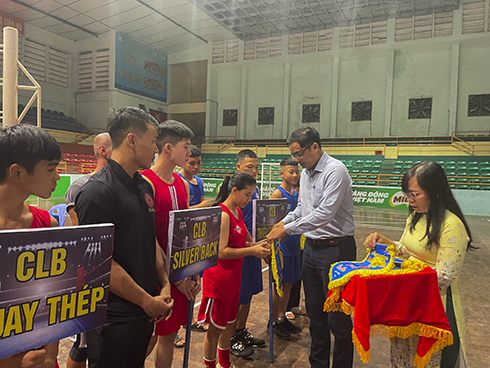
49, 204, 68, 226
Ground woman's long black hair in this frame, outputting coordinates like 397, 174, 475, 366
401, 161, 474, 251
212, 171, 256, 206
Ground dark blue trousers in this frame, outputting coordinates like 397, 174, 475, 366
303, 236, 356, 368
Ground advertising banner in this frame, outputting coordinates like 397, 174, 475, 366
115, 31, 167, 102
352, 186, 409, 209
0, 224, 113, 359
167, 207, 222, 284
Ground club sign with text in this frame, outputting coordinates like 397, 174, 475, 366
0, 224, 113, 359
167, 207, 222, 284
253, 199, 287, 296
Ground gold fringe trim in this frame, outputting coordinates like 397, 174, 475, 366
270, 240, 283, 297
352, 330, 370, 363
372, 323, 453, 368
350, 323, 452, 367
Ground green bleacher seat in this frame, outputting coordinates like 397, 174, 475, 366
357, 181, 366, 185
456, 185, 469, 189
445, 165, 456, 170
457, 171, 467, 176
388, 182, 399, 186
392, 170, 402, 174
449, 184, 456, 189
359, 175, 368, 179
446, 161, 456, 165
482, 185, 490, 190
374, 160, 383, 163
446, 171, 456, 176
448, 177, 457, 182
471, 186, 482, 190
361, 169, 370, 173
367, 175, 378, 179
365, 181, 376, 186
350, 169, 360, 173
389, 176, 399, 180
469, 161, 479, 165
458, 178, 469, 183
393, 165, 403, 169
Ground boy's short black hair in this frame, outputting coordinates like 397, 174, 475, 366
236, 149, 257, 163
280, 157, 298, 167
156, 120, 194, 153
287, 126, 322, 149
107, 107, 159, 149
0, 124, 61, 184
189, 145, 201, 158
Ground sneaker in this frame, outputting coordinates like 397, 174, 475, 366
267, 321, 291, 341
236, 328, 266, 348
291, 306, 306, 315
281, 318, 302, 334
230, 340, 254, 358
217, 364, 235, 368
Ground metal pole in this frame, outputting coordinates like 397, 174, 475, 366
3, 27, 19, 127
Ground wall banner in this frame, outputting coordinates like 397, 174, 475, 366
167, 207, 222, 284
0, 224, 114, 359
115, 31, 167, 102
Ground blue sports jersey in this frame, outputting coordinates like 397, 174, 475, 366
277, 186, 301, 257
242, 186, 259, 234
178, 173, 204, 206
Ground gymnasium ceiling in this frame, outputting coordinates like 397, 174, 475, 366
0, 0, 462, 54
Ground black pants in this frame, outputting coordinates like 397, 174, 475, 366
86, 314, 154, 368
288, 249, 303, 311
303, 236, 356, 368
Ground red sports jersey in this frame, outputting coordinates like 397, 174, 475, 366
28, 205, 52, 228
142, 170, 188, 254
202, 203, 247, 299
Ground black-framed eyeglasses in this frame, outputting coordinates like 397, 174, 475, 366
291, 142, 314, 159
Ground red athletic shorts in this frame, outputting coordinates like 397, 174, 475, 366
197, 294, 239, 330
154, 284, 189, 336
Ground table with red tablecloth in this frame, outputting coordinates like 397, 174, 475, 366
325, 264, 453, 367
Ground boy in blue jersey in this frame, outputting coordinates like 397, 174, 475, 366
178, 145, 210, 209
230, 149, 266, 358
268, 157, 303, 340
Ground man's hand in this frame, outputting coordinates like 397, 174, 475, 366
142, 294, 174, 321
266, 222, 286, 241
175, 277, 198, 302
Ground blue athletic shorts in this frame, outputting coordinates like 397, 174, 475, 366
239, 255, 263, 305
282, 255, 301, 283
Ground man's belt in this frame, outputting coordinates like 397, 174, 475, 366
306, 236, 349, 246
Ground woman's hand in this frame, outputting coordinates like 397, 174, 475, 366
364, 232, 394, 249
251, 239, 271, 259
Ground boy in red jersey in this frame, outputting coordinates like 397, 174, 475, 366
0, 124, 61, 368
142, 120, 201, 368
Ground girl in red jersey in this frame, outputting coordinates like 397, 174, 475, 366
198, 172, 271, 368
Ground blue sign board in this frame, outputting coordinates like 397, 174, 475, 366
115, 31, 167, 102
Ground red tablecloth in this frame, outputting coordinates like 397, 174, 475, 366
325, 267, 453, 367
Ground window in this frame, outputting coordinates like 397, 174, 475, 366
351, 101, 372, 121
468, 94, 490, 117
223, 109, 238, 126
409, 98, 432, 119
302, 104, 321, 123
258, 107, 274, 125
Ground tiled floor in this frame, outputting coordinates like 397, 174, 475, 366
57, 207, 490, 368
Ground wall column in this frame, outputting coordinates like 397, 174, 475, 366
449, 43, 460, 134
238, 66, 248, 139
2, 27, 19, 126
